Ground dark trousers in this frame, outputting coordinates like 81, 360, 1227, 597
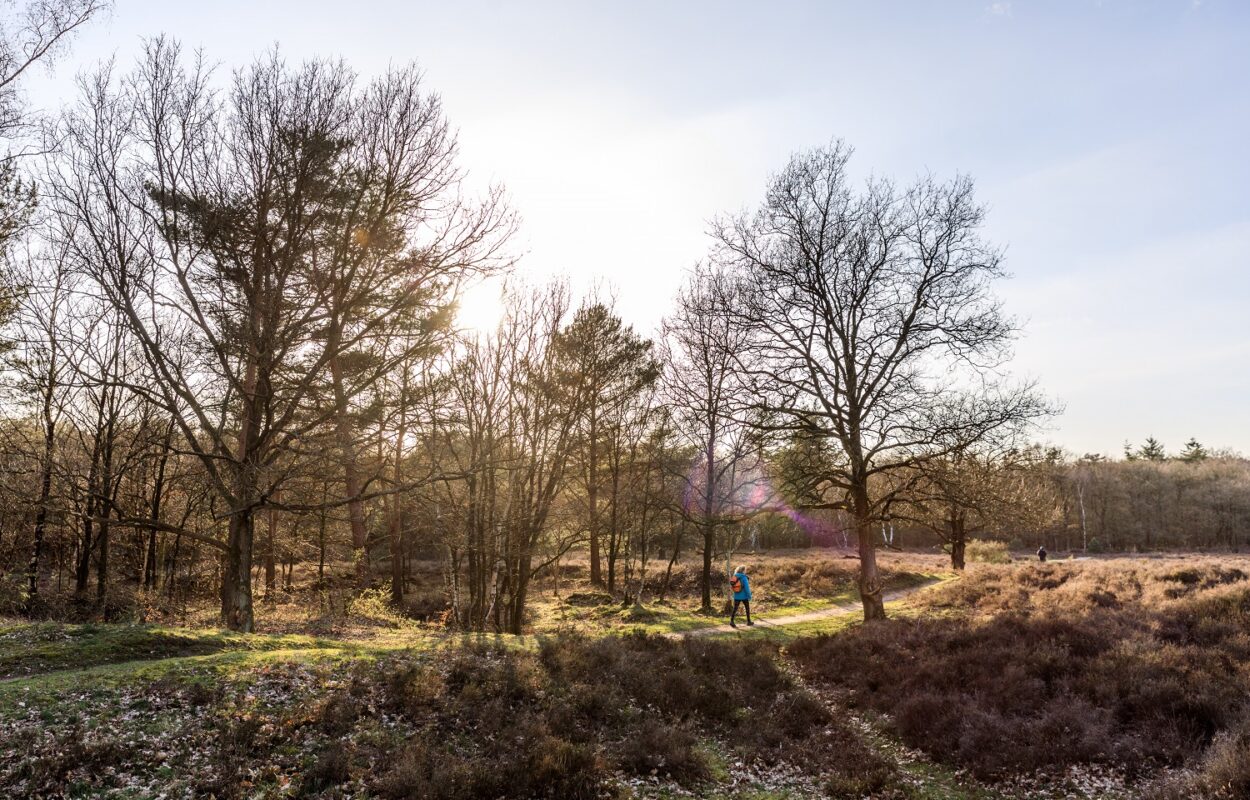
732, 599, 751, 623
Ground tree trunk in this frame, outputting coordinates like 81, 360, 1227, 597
166, 532, 182, 598
75, 496, 94, 598
96, 509, 109, 606
700, 515, 714, 611
25, 384, 56, 613
659, 517, 684, 602
317, 509, 327, 587
144, 427, 172, 591
852, 484, 885, 620
222, 344, 262, 632
699, 435, 716, 612
950, 527, 966, 571
221, 507, 256, 632
330, 353, 371, 587
264, 505, 277, 598
390, 380, 408, 607
607, 459, 620, 594
389, 504, 404, 606
588, 409, 601, 585
508, 553, 533, 635
96, 436, 117, 607
75, 427, 105, 600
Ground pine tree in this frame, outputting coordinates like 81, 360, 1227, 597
1180, 438, 1208, 463
554, 303, 660, 589
1137, 437, 1167, 462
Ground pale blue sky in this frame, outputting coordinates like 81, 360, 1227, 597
22, 0, 1250, 456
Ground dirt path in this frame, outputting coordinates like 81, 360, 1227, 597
667, 579, 940, 639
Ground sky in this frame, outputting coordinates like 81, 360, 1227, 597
18, 0, 1250, 457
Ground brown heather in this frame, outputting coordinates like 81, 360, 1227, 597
789, 559, 1250, 784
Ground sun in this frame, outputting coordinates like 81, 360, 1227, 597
454, 280, 506, 336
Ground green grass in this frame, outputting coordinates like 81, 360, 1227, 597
0, 620, 361, 681
590, 593, 860, 635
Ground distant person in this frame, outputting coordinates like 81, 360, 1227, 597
1037, 545, 1048, 562
729, 565, 753, 627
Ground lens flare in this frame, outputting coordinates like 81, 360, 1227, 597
682, 454, 848, 547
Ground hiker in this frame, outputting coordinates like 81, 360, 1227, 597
729, 565, 753, 627
1037, 545, 1048, 562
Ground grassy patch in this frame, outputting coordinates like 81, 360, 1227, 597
0, 620, 365, 681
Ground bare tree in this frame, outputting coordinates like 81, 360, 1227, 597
713, 141, 1050, 620
441, 282, 585, 633
893, 445, 1053, 570
307, 64, 512, 586
8, 241, 72, 610
46, 39, 509, 630
0, 1, 108, 337
661, 265, 758, 611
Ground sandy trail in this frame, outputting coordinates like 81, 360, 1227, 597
667, 580, 938, 639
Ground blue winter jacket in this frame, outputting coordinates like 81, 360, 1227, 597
731, 572, 752, 601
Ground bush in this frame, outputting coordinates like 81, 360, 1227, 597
966, 539, 1010, 564
300, 745, 350, 795
613, 719, 710, 781
0, 573, 26, 616
345, 583, 412, 628
1146, 718, 1250, 799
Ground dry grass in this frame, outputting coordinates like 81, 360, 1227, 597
790, 557, 1250, 789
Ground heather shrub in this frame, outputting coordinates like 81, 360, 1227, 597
966, 539, 1010, 564
1145, 717, 1250, 799
0, 574, 26, 616
299, 745, 350, 795
13, 734, 129, 791
613, 719, 710, 781
792, 560, 1250, 782
368, 634, 883, 796
315, 691, 360, 736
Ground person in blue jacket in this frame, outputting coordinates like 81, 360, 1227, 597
729, 565, 753, 627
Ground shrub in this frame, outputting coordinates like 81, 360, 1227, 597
345, 583, 412, 628
0, 573, 26, 616
966, 539, 1010, 564
1145, 717, 1250, 799
316, 691, 360, 736
300, 745, 351, 795
613, 719, 710, 782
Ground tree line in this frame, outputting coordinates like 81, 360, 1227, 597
882, 442, 1250, 567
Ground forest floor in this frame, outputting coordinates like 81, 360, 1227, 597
3, 552, 1249, 798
